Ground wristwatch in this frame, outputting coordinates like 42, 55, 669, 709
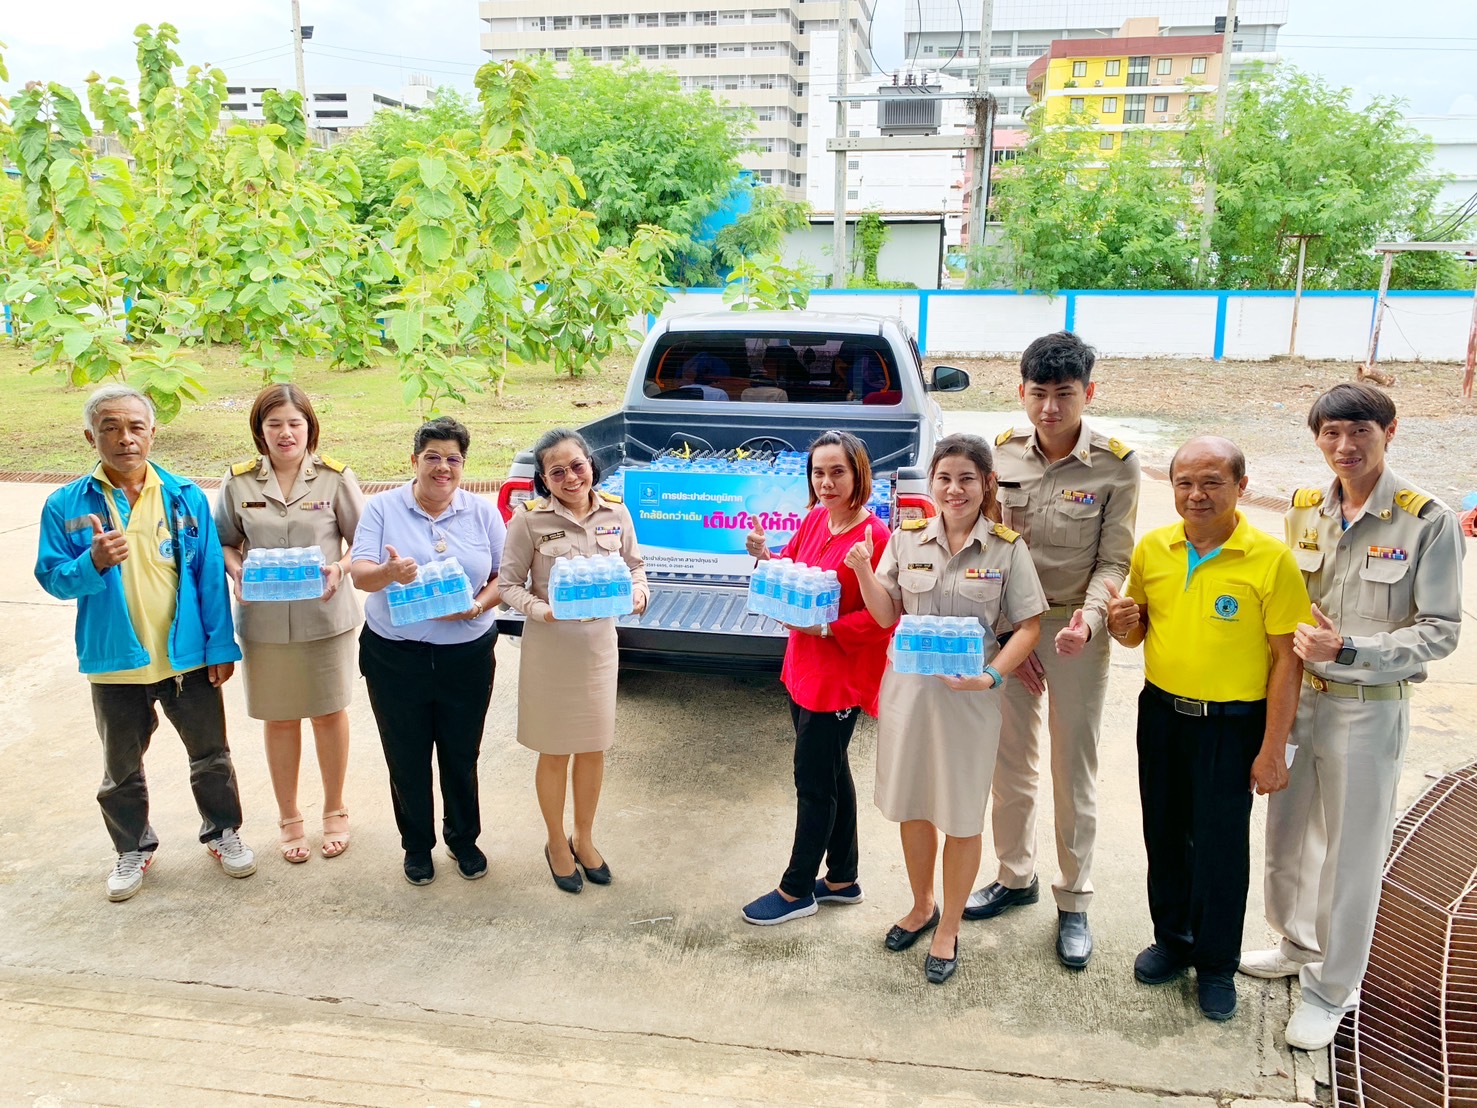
820, 622, 830, 638
470, 599, 485, 618
1335, 636, 1356, 666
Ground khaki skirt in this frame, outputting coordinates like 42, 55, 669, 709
516, 616, 618, 754
241, 629, 358, 722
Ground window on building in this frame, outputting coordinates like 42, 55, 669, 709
1187, 94, 1201, 110
665, 44, 687, 57
224, 102, 247, 111
1069, 97, 1084, 112
720, 10, 745, 22
1099, 134, 1114, 149
637, 44, 660, 58
227, 86, 246, 95
752, 8, 779, 21
315, 110, 349, 119
1016, 44, 1046, 57
1156, 58, 1173, 75
756, 75, 776, 89
1127, 56, 1148, 86
636, 12, 660, 26
991, 45, 1011, 57
847, 190, 859, 199
695, 10, 716, 24
720, 43, 746, 54
1104, 59, 1120, 76
758, 170, 773, 184
757, 108, 775, 121
848, 129, 860, 138
551, 15, 570, 29
1101, 96, 1118, 112
579, 15, 600, 27
696, 43, 717, 57
582, 46, 604, 59
1071, 60, 1087, 77
313, 92, 348, 101
1191, 56, 1207, 74
609, 44, 629, 58
664, 12, 684, 25
923, 44, 935, 54
1152, 95, 1168, 112
754, 42, 780, 54
553, 47, 570, 60
1231, 38, 1244, 52
1123, 93, 1146, 123
608, 13, 628, 27
847, 159, 859, 169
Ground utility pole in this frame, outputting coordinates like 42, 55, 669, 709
292, 0, 308, 103
966, 0, 996, 255
831, 0, 851, 288
1196, 0, 1237, 283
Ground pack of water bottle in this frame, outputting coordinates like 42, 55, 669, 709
241, 547, 325, 601
866, 478, 892, 527
747, 559, 841, 627
892, 615, 986, 676
385, 558, 475, 626
549, 555, 634, 620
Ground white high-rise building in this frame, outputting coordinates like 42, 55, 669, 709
903, 0, 1288, 131
478, 0, 876, 196
219, 79, 432, 132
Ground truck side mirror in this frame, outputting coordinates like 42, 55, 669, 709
928, 365, 970, 393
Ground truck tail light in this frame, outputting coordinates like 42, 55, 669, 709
894, 493, 936, 526
497, 478, 535, 521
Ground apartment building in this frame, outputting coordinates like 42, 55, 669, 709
902, 0, 1287, 132
478, 0, 877, 195
220, 78, 433, 131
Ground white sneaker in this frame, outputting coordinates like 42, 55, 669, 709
1285, 1001, 1347, 1051
106, 849, 156, 902
206, 829, 257, 878
1239, 947, 1307, 979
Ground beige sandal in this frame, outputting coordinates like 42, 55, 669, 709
321, 809, 350, 859
279, 816, 310, 864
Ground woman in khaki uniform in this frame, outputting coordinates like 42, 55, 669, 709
214, 384, 365, 864
851, 434, 1047, 984
498, 428, 648, 894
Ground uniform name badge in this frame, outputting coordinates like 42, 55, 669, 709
1368, 545, 1407, 561
1062, 490, 1096, 505
538, 530, 566, 546
965, 568, 1002, 580
241, 500, 267, 508
906, 562, 934, 571
1297, 528, 1319, 551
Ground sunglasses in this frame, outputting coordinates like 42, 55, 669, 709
545, 459, 590, 483
420, 452, 465, 468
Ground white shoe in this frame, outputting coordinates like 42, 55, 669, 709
207, 829, 257, 878
1239, 947, 1306, 979
106, 849, 155, 902
1285, 1002, 1347, 1051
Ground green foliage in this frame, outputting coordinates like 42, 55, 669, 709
723, 254, 814, 311
336, 90, 478, 227
855, 210, 889, 285
713, 184, 811, 269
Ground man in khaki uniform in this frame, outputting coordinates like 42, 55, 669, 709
965, 331, 1140, 970
1240, 382, 1465, 1051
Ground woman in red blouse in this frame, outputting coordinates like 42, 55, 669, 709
741, 430, 893, 925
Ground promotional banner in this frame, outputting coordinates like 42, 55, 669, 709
627, 469, 810, 576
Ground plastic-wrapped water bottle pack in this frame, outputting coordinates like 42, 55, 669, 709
892, 615, 986, 676
746, 558, 841, 627
241, 547, 325, 601
549, 555, 634, 620
385, 558, 475, 626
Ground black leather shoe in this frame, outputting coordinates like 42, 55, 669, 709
1197, 972, 1238, 1021
1056, 910, 1093, 969
569, 836, 611, 885
545, 845, 583, 894
1134, 943, 1188, 985
447, 844, 487, 880
884, 906, 941, 952
403, 851, 435, 886
925, 938, 959, 985
962, 876, 1039, 921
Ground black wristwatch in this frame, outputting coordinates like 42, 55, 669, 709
1335, 637, 1357, 666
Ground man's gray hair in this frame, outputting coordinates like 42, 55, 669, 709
83, 385, 156, 433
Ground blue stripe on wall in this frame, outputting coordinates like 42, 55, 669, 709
1213, 292, 1229, 361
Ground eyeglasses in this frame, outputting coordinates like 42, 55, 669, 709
420, 452, 465, 468
545, 460, 590, 483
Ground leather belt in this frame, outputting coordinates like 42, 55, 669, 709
1145, 682, 1263, 717
1304, 672, 1411, 701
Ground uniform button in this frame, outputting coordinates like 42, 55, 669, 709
280, 510, 287, 517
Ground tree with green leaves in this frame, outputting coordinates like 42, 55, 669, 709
336, 89, 478, 228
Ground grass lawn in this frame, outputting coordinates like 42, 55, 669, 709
0, 344, 631, 482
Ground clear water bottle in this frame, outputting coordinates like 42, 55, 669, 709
959, 618, 984, 676
917, 617, 939, 675
424, 562, 448, 617
822, 570, 841, 623
748, 562, 770, 617
573, 557, 596, 620
794, 566, 816, 623
938, 620, 960, 675
550, 558, 573, 619
894, 614, 916, 673
263, 549, 286, 601
593, 558, 615, 618
443, 557, 472, 615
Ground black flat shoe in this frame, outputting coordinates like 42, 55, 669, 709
569, 836, 611, 885
925, 938, 959, 985
884, 906, 941, 952
545, 845, 583, 894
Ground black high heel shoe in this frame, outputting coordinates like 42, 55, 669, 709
545, 845, 583, 894
569, 836, 611, 885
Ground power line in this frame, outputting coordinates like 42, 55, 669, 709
309, 40, 485, 70
302, 45, 481, 82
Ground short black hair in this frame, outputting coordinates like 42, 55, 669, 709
1020, 331, 1095, 386
531, 427, 604, 497
1306, 382, 1397, 433
414, 416, 469, 456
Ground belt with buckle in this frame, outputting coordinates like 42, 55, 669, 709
1145, 682, 1263, 717
1304, 672, 1411, 701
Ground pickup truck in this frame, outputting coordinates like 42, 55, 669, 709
494, 310, 970, 673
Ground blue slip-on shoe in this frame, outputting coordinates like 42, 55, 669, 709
742, 888, 818, 926
814, 878, 865, 905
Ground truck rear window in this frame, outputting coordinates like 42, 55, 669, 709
644, 333, 902, 406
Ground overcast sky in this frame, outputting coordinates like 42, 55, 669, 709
2, 0, 1473, 116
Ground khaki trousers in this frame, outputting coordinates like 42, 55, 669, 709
991, 613, 1111, 912
1262, 689, 1409, 1014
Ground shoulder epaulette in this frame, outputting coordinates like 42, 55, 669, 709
318, 454, 346, 473
598, 490, 623, 504
992, 523, 1021, 543
1395, 489, 1433, 517
901, 518, 929, 531
996, 425, 1031, 448
522, 497, 545, 511
1106, 437, 1134, 460
1291, 488, 1324, 509
230, 459, 258, 476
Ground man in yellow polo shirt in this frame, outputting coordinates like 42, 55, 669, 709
1105, 436, 1305, 1022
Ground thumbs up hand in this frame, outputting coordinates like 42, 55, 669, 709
1294, 602, 1343, 663
1054, 608, 1091, 656
844, 528, 876, 574
382, 544, 419, 586
745, 518, 769, 560
1104, 580, 1141, 642
88, 513, 129, 571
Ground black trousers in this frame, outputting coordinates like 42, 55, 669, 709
780, 696, 861, 899
90, 667, 244, 853
359, 626, 496, 855
1137, 685, 1265, 978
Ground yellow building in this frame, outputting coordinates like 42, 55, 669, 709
1024, 18, 1221, 154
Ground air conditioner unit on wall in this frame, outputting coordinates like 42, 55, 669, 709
1176, 77, 1186, 83
1159, 114, 1169, 122
1151, 78, 1161, 85
1094, 79, 1103, 86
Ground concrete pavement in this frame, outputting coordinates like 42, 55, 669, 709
1, 474, 1472, 1107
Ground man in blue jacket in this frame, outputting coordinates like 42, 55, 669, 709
36, 385, 254, 901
